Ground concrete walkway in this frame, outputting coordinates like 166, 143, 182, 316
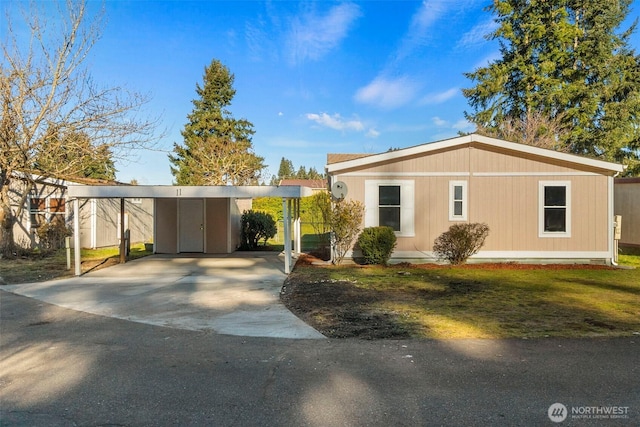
3, 253, 324, 339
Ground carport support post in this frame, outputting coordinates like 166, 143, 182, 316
294, 199, 301, 255
120, 198, 126, 264
73, 198, 81, 276
282, 198, 291, 274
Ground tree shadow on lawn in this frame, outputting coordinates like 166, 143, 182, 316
281, 259, 640, 339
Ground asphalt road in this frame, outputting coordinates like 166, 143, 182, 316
1, 290, 638, 426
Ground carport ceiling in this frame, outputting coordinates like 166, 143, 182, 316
67, 185, 314, 199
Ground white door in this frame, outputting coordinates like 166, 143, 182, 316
179, 199, 204, 252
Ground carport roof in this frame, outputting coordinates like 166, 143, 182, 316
67, 185, 314, 199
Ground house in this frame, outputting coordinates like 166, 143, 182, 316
614, 178, 640, 248
326, 134, 625, 264
9, 174, 153, 250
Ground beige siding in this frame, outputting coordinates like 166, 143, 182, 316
334, 144, 612, 259
471, 175, 608, 252
615, 180, 640, 246
205, 198, 229, 253
471, 146, 600, 174
155, 198, 177, 253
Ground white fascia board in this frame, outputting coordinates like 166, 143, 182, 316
326, 133, 624, 174
68, 185, 314, 199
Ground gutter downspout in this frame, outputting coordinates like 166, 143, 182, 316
610, 172, 620, 266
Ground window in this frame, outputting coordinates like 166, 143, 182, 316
449, 181, 467, 221
539, 181, 571, 237
364, 180, 414, 237
30, 197, 66, 228
379, 185, 401, 231
49, 198, 66, 225
30, 198, 46, 228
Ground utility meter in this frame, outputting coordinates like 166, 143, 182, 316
614, 215, 622, 240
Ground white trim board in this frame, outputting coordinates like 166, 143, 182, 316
385, 250, 610, 260
68, 185, 314, 199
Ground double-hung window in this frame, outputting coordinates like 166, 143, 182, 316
539, 181, 571, 237
449, 181, 467, 221
29, 198, 46, 228
378, 185, 401, 231
29, 197, 66, 228
364, 180, 415, 237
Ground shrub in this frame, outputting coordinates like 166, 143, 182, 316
35, 221, 72, 251
357, 226, 397, 265
433, 223, 490, 265
331, 199, 364, 265
241, 210, 277, 250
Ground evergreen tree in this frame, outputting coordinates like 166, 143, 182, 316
169, 59, 265, 185
464, 0, 640, 174
307, 167, 324, 180
295, 166, 308, 179
270, 157, 326, 183
277, 157, 295, 181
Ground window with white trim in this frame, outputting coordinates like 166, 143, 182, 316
378, 185, 401, 231
30, 197, 66, 228
539, 181, 571, 237
365, 180, 414, 237
449, 181, 467, 221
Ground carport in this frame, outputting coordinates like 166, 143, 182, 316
67, 185, 313, 275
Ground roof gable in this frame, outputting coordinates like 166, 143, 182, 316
326, 134, 624, 175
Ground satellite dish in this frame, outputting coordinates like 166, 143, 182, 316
331, 181, 348, 200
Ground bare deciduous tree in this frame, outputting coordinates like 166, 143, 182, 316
1, 0, 159, 255
474, 110, 570, 152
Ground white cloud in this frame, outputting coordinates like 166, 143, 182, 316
431, 116, 476, 132
354, 76, 419, 109
286, 3, 362, 65
420, 87, 459, 105
471, 50, 502, 70
457, 19, 498, 49
432, 116, 448, 127
366, 128, 380, 138
394, 0, 449, 62
452, 119, 475, 132
306, 113, 365, 132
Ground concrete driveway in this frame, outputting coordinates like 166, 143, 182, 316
3, 252, 324, 339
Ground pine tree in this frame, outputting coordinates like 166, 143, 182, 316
169, 59, 265, 185
463, 0, 640, 174
277, 157, 295, 181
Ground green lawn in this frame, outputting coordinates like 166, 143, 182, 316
619, 245, 640, 267
0, 244, 152, 284
284, 256, 640, 339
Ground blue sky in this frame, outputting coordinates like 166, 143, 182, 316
33, 1, 640, 184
